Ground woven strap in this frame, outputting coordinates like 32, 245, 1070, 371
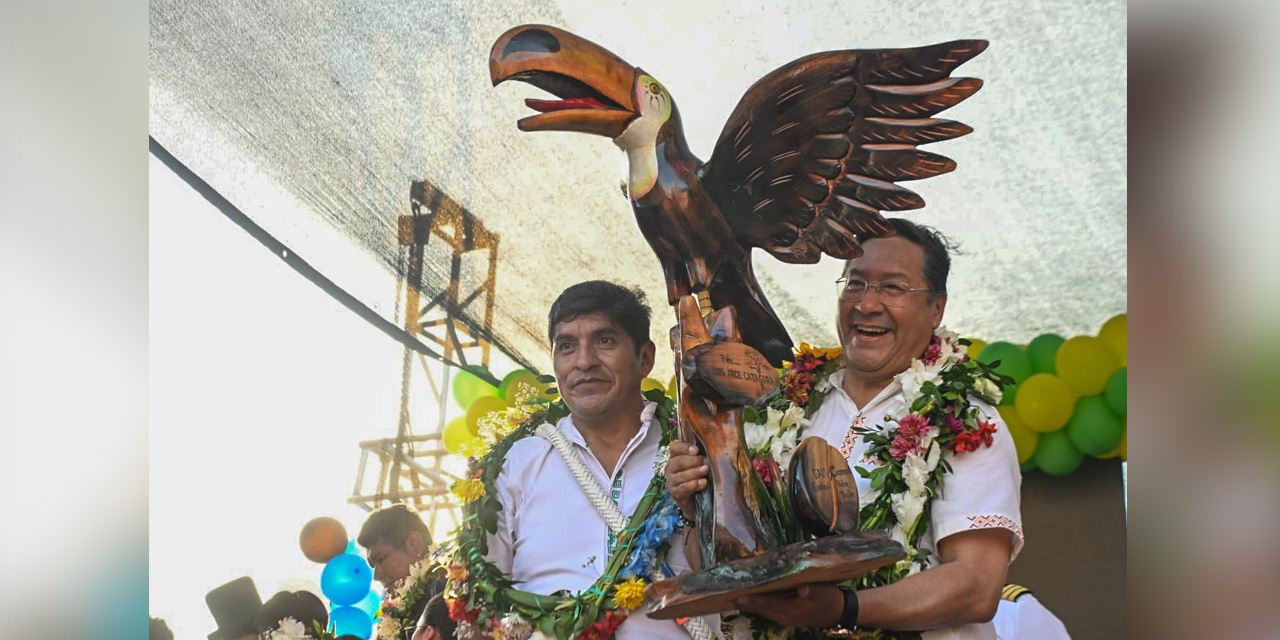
536, 423, 716, 640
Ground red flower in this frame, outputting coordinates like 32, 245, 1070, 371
753, 457, 780, 488
952, 420, 998, 453
782, 369, 815, 406
446, 597, 480, 623
578, 611, 628, 640
921, 334, 943, 366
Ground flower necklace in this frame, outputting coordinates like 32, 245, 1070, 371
733, 328, 1011, 640
445, 389, 684, 640
377, 554, 446, 640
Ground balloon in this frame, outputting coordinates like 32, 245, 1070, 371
976, 342, 1032, 386
1033, 429, 1085, 476
353, 589, 382, 618
330, 606, 374, 639
1098, 313, 1127, 365
1055, 336, 1119, 396
666, 375, 678, 398
1026, 334, 1065, 374
1100, 423, 1127, 460
442, 417, 471, 455
299, 517, 348, 564
320, 554, 373, 606
498, 369, 542, 405
641, 377, 666, 394
997, 405, 1038, 464
345, 540, 359, 555
1020, 458, 1037, 473
1015, 374, 1075, 433
1105, 367, 1127, 418
1065, 395, 1125, 456
465, 395, 509, 435
451, 366, 499, 410
965, 338, 988, 361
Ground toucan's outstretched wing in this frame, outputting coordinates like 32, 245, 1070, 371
701, 40, 988, 263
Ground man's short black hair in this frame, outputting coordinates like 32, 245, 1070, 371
856, 218, 954, 301
357, 502, 432, 550
547, 281, 652, 352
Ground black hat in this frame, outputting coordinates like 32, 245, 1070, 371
206, 576, 262, 640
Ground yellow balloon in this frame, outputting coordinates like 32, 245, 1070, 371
1015, 373, 1075, 433
641, 377, 666, 393
1055, 336, 1120, 396
500, 370, 542, 405
1100, 421, 1127, 460
465, 395, 509, 435
997, 405, 1038, 464
666, 375, 678, 398
442, 417, 471, 455
1099, 314, 1127, 366
967, 338, 988, 360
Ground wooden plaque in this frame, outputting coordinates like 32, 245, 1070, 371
787, 437, 859, 536
681, 341, 779, 407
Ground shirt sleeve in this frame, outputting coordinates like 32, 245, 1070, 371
484, 461, 518, 575
929, 397, 1025, 562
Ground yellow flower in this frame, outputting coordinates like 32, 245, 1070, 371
459, 436, 492, 459
447, 564, 468, 582
451, 478, 486, 504
613, 576, 648, 610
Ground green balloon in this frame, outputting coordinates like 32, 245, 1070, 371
1066, 395, 1124, 456
1105, 367, 1127, 418
1020, 458, 1037, 473
977, 341, 1033, 386
452, 366, 499, 409
1033, 429, 1085, 476
1026, 334, 1065, 374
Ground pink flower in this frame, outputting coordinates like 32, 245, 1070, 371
921, 335, 943, 366
895, 413, 931, 439
753, 457, 780, 488
941, 408, 965, 433
889, 433, 921, 461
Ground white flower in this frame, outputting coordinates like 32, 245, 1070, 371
895, 359, 941, 400
743, 421, 771, 452
902, 452, 929, 497
814, 376, 832, 393
729, 615, 754, 640
770, 428, 802, 470
859, 484, 882, 509
924, 440, 941, 473
890, 523, 910, 547
974, 375, 1003, 404
500, 613, 533, 640
377, 617, 402, 640
269, 618, 308, 640
765, 406, 785, 429
456, 621, 478, 640
780, 404, 808, 431
528, 631, 554, 640
891, 491, 926, 534
653, 444, 671, 476
408, 559, 431, 582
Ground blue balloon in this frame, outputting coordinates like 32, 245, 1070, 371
354, 589, 382, 619
320, 553, 373, 606
330, 606, 373, 639
345, 540, 360, 556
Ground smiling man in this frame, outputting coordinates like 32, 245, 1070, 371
668, 219, 1023, 639
484, 280, 714, 639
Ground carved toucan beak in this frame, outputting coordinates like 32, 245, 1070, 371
489, 24, 639, 138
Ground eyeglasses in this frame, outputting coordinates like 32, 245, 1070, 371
836, 277, 931, 307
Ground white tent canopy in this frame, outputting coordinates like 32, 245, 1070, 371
149, 0, 1126, 379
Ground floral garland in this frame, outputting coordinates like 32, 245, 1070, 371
731, 329, 1011, 640
259, 617, 335, 640
376, 554, 447, 640
444, 384, 682, 640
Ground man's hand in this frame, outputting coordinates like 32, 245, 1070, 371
734, 584, 844, 628
665, 441, 709, 520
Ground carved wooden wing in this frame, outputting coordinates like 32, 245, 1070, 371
701, 40, 988, 263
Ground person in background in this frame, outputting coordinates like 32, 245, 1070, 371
993, 584, 1071, 640
357, 503, 443, 627
254, 590, 328, 638
411, 594, 458, 640
205, 576, 262, 640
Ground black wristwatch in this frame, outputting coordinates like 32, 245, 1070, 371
838, 587, 860, 631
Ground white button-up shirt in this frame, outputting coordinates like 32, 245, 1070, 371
806, 369, 1024, 640
486, 400, 713, 639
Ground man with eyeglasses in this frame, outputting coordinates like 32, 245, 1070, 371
667, 218, 1023, 640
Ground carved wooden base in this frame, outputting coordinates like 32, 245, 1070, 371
645, 530, 905, 619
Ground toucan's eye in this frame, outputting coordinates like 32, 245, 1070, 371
649, 82, 661, 95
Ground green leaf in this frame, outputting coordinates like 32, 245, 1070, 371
538, 614, 556, 637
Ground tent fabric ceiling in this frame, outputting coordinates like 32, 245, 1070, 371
149, 0, 1126, 380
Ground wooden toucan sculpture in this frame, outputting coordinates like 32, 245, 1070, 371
490, 25, 987, 366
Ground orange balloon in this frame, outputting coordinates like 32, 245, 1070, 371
299, 516, 349, 564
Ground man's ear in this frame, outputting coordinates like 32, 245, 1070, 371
640, 340, 656, 377
405, 530, 426, 556
930, 293, 948, 328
